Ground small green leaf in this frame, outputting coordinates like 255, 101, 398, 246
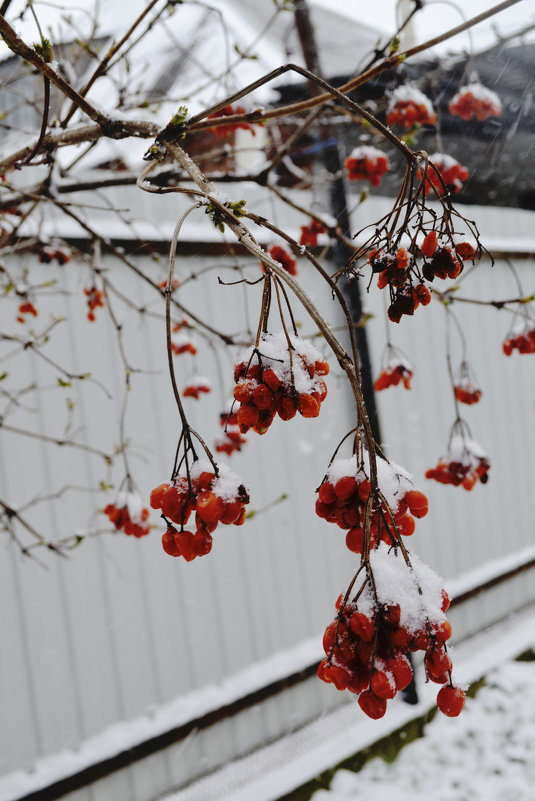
57, 377, 72, 387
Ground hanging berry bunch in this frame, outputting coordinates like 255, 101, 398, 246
104, 490, 151, 538
386, 85, 437, 128
233, 331, 329, 434
453, 361, 482, 405
449, 83, 502, 121
426, 426, 490, 490
268, 244, 298, 276
344, 145, 390, 187
318, 543, 464, 719
215, 404, 247, 456
374, 345, 414, 391
84, 285, 105, 321
183, 375, 211, 398
316, 451, 428, 552
171, 330, 197, 356
207, 105, 256, 138
502, 319, 535, 356
299, 219, 326, 247
38, 245, 71, 265
337, 160, 484, 324
419, 153, 470, 196
151, 459, 249, 561
16, 301, 38, 323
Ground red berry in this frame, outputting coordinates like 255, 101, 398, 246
437, 684, 465, 716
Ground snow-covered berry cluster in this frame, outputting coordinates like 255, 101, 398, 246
370, 247, 431, 323
448, 83, 502, 122
426, 435, 490, 490
232, 332, 329, 434
104, 491, 151, 538
420, 153, 469, 196
386, 85, 437, 128
316, 455, 428, 551
344, 146, 390, 186
151, 460, 249, 561
454, 361, 482, 405
38, 245, 71, 265
171, 331, 197, 356
183, 375, 211, 398
502, 322, 535, 356
318, 543, 464, 719
374, 356, 413, 391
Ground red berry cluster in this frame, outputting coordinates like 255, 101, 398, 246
502, 324, 535, 355
183, 375, 211, 399
344, 146, 390, 186
420, 232, 467, 283
268, 244, 297, 276
454, 361, 482, 405
215, 406, 247, 456
150, 461, 249, 561
208, 105, 256, 138
159, 277, 180, 291
316, 455, 428, 551
104, 492, 150, 538
420, 153, 469, 196
374, 360, 413, 391
233, 332, 329, 434
299, 219, 326, 247
318, 543, 464, 718
449, 83, 502, 122
171, 331, 197, 356
386, 85, 437, 128
84, 286, 105, 321
16, 301, 38, 323
426, 434, 490, 490
370, 248, 432, 323
38, 246, 71, 265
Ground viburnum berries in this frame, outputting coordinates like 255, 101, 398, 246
344, 146, 390, 187
318, 543, 460, 718
84, 285, 105, 322
454, 361, 482, 405
232, 332, 329, 434
207, 105, 256, 138
268, 244, 297, 276
426, 433, 490, 490
38, 245, 71, 265
171, 331, 197, 356
420, 153, 469, 196
16, 301, 38, 323
183, 375, 211, 398
437, 684, 466, 717
104, 491, 151, 538
369, 247, 432, 323
150, 460, 249, 561
449, 83, 502, 122
374, 349, 413, 391
502, 321, 535, 356
215, 404, 247, 456
316, 454, 428, 552
386, 85, 437, 128
299, 219, 326, 247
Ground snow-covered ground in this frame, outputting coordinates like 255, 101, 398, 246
311, 657, 535, 801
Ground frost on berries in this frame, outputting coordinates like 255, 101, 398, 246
316, 454, 429, 551
449, 83, 502, 122
426, 433, 490, 490
318, 542, 461, 718
344, 146, 390, 187
183, 375, 211, 399
150, 460, 249, 561
104, 491, 151, 537
386, 85, 437, 128
232, 332, 329, 434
